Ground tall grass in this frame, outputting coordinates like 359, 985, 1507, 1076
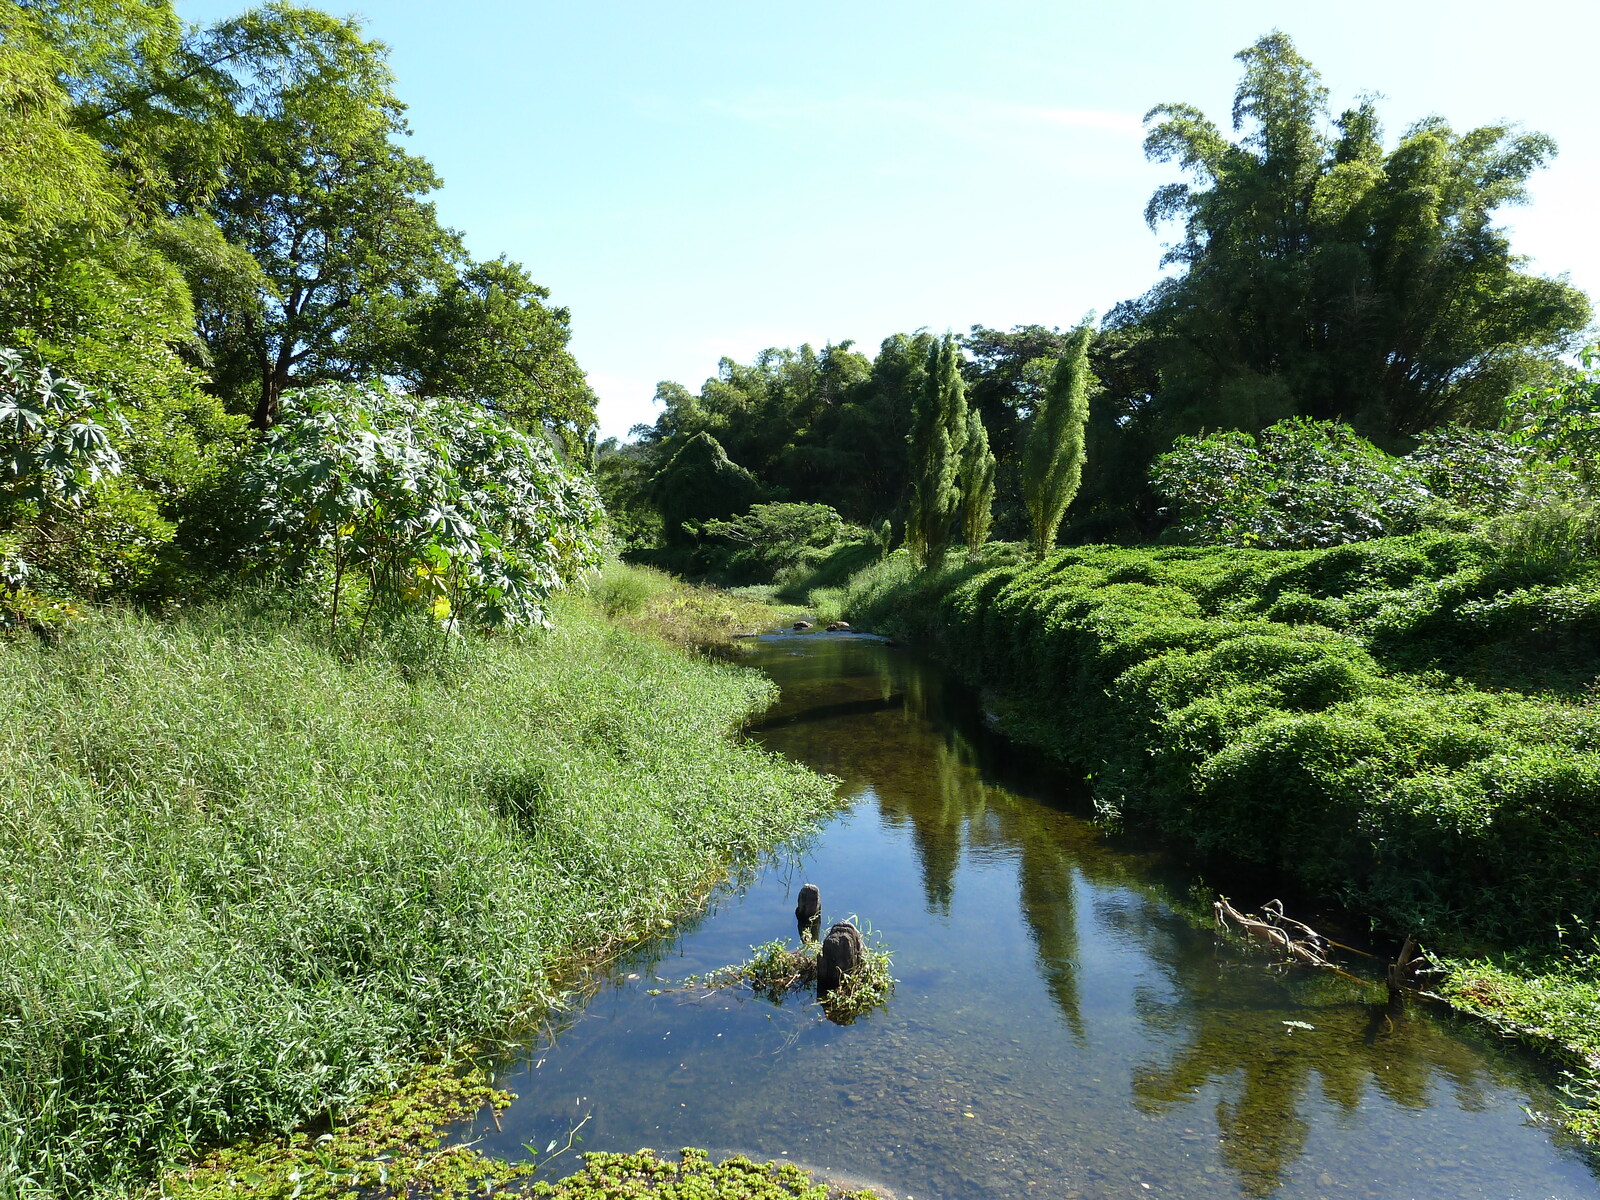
0, 592, 835, 1197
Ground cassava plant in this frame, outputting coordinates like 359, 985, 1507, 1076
247, 381, 603, 633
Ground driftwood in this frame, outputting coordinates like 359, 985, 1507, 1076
795, 884, 822, 942
1213, 896, 1429, 995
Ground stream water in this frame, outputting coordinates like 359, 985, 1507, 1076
457, 631, 1600, 1199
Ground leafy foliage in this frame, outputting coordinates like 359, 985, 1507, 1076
647, 431, 765, 545
700, 502, 865, 579
1505, 346, 1600, 485
396, 256, 597, 450
248, 382, 603, 631
1152, 417, 1577, 549
1134, 32, 1589, 437
1152, 418, 1429, 548
906, 334, 970, 570
843, 532, 1600, 946
1021, 323, 1093, 558
958, 403, 995, 557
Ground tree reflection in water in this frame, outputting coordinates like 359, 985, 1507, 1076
741, 634, 1583, 1199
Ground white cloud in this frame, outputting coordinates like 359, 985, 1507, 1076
1008, 105, 1145, 137
706, 92, 1143, 144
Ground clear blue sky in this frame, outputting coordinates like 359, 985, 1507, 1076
179, 0, 1600, 438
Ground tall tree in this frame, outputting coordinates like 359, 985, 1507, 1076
199, 11, 459, 428
906, 334, 969, 570
1022, 323, 1093, 558
396, 256, 596, 451
959, 405, 995, 557
645, 431, 763, 544
1135, 32, 1589, 437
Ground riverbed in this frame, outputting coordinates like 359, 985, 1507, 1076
455, 631, 1600, 1199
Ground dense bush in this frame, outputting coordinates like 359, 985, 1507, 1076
1151, 417, 1577, 551
697, 502, 867, 584
843, 534, 1600, 944
247, 382, 604, 630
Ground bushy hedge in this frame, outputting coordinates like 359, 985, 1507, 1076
843, 534, 1600, 944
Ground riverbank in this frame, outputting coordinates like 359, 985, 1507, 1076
834, 534, 1600, 1134
0, 582, 837, 1197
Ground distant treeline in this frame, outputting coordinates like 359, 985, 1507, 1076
604, 34, 1591, 560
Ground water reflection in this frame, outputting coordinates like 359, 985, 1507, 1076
459, 634, 1600, 1200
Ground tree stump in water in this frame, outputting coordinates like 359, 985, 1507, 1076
795, 884, 822, 941
817, 921, 864, 994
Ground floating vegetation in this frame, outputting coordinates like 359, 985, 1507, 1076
525, 1147, 886, 1198
162, 1068, 888, 1198
681, 924, 895, 1025
162, 1063, 533, 1199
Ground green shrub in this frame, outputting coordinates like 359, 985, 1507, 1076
840, 531, 1600, 946
247, 382, 604, 631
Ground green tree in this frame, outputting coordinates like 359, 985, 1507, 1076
198, 12, 459, 428
646, 431, 764, 544
1135, 32, 1589, 436
396, 256, 597, 451
958, 405, 995, 556
1021, 323, 1093, 558
906, 334, 968, 570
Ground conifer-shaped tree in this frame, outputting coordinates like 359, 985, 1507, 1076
906, 334, 969, 570
1022, 322, 1094, 559
959, 405, 995, 557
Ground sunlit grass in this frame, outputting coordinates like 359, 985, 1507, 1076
0, 590, 836, 1196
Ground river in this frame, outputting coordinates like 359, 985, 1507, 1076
455, 630, 1600, 1199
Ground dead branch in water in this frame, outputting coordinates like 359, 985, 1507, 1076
1213, 896, 1391, 991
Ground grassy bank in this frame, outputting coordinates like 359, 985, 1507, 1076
0, 588, 836, 1197
836, 534, 1600, 1127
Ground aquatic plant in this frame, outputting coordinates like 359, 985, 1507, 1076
683, 927, 895, 1025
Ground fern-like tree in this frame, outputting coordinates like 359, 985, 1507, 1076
906, 334, 969, 570
1022, 322, 1093, 558
959, 406, 995, 557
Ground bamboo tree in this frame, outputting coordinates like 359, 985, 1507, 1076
1022, 322, 1094, 559
906, 334, 969, 570
959, 404, 995, 557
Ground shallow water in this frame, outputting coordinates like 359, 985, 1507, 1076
458, 632, 1600, 1199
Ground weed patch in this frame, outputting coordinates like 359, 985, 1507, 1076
0, 591, 837, 1196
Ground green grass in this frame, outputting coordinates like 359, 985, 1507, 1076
590, 560, 799, 653
0, 590, 837, 1198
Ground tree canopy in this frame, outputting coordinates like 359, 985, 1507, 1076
1129, 32, 1589, 439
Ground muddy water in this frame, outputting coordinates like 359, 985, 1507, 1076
458, 632, 1600, 1199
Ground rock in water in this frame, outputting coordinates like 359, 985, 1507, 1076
793, 621, 813, 631
818, 921, 864, 994
795, 884, 822, 941
827, 620, 851, 631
